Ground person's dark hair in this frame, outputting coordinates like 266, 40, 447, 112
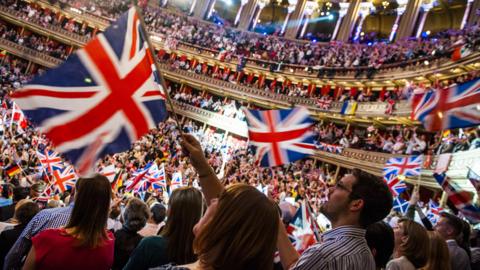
460, 219, 472, 259
440, 212, 463, 237
13, 199, 39, 225
366, 221, 394, 268
150, 203, 166, 224
351, 169, 393, 227
160, 187, 203, 265
65, 174, 112, 248
123, 198, 150, 232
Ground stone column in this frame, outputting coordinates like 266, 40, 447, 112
335, 0, 361, 42
298, 1, 318, 38
284, 0, 308, 39
234, 0, 250, 25
352, 1, 374, 41
467, 0, 480, 26
415, 1, 434, 38
192, 0, 214, 19
238, 0, 260, 30
251, 0, 270, 31
395, 0, 423, 40
281, 0, 297, 34
460, 0, 474, 29
331, 2, 349, 40
389, 0, 408, 41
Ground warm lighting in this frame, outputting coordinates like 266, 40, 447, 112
424, 60, 430, 66
382, 1, 390, 8
437, 112, 443, 119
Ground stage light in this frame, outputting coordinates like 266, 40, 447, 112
328, 14, 334, 20
426, 30, 431, 35
320, 11, 325, 15
263, 32, 267, 35
424, 60, 430, 66
367, 42, 372, 46
326, 11, 330, 15
84, 77, 92, 83
313, 39, 317, 43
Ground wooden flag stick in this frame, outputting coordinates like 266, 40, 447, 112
132, 3, 184, 132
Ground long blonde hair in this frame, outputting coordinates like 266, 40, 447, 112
422, 231, 451, 270
193, 184, 279, 270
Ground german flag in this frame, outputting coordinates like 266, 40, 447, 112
6, 164, 21, 177
111, 169, 123, 192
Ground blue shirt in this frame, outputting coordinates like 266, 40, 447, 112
3, 204, 73, 270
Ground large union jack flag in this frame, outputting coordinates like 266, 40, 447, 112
383, 155, 423, 178
383, 172, 407, 197
11, 8, 168, 174
434, 172, 480, 223
243, 107, 316, 167
411, 78, 480, 131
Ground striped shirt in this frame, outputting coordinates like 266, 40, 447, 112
291, 226, 375, 270
3, 204, 73, 270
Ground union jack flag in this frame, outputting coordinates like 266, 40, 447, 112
243, 107, 316, 167
170, 172, 183, 194
411, 78, 480, 131
150, 164, 166, 191
434, 172, 480, 223
51, 165, 77, 193
287, 201, 319, 254
11, 8, 168, 174
36, 150, 64, 172
383, 172, 407, 197
383, 155, 423, 178
426, 199, 443, 225
393, 197, 409, 214
125, 163, 152, 192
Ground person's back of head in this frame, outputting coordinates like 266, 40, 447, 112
397, 219, 430, 268
436, 212, 463, 240
150, 203, 166, 224
13, 199, 39, 225
65, 174, 112, 248
123, 198, 150, 232
351, 169, 393, 227
193, 184, 279, 270
366, 221, 394, 269
424, 231, 451, 270
161, 187, 203, 265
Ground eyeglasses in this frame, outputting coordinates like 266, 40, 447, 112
334, 181, 361, 200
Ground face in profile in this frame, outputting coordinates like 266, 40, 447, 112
320, 174, 357, 222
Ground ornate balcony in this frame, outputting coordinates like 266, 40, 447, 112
0, 38, 61, 68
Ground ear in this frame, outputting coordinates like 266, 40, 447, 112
401, 235, 409, 245
349, 198, 364, 213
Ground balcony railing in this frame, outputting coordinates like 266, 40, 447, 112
0, 38, 62, 68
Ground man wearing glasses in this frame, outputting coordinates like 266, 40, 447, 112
277, 169, 393, 270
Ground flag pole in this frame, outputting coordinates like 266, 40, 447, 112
132, 3, 184, 132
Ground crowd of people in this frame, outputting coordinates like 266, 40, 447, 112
0, 20, 69, 60
2, 0, 480, 74
1, 1, 480, 270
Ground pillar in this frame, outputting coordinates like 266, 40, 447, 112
192, 0, 214, 19
331, 2, 349, 40
234, 0, 250, 25
389, 0, 408, 41
281, 1, 297, 34
251, 2, 267, 30
238, 0, 260, 30
298, 1, 318, 38
284, 0, 308, 39
352, 2, 374, 41
395, 0, 423, 40
467, 0, 480, 26
415, 2, 433, 38
461, 0, 474, 29
335, 0, 361, 42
